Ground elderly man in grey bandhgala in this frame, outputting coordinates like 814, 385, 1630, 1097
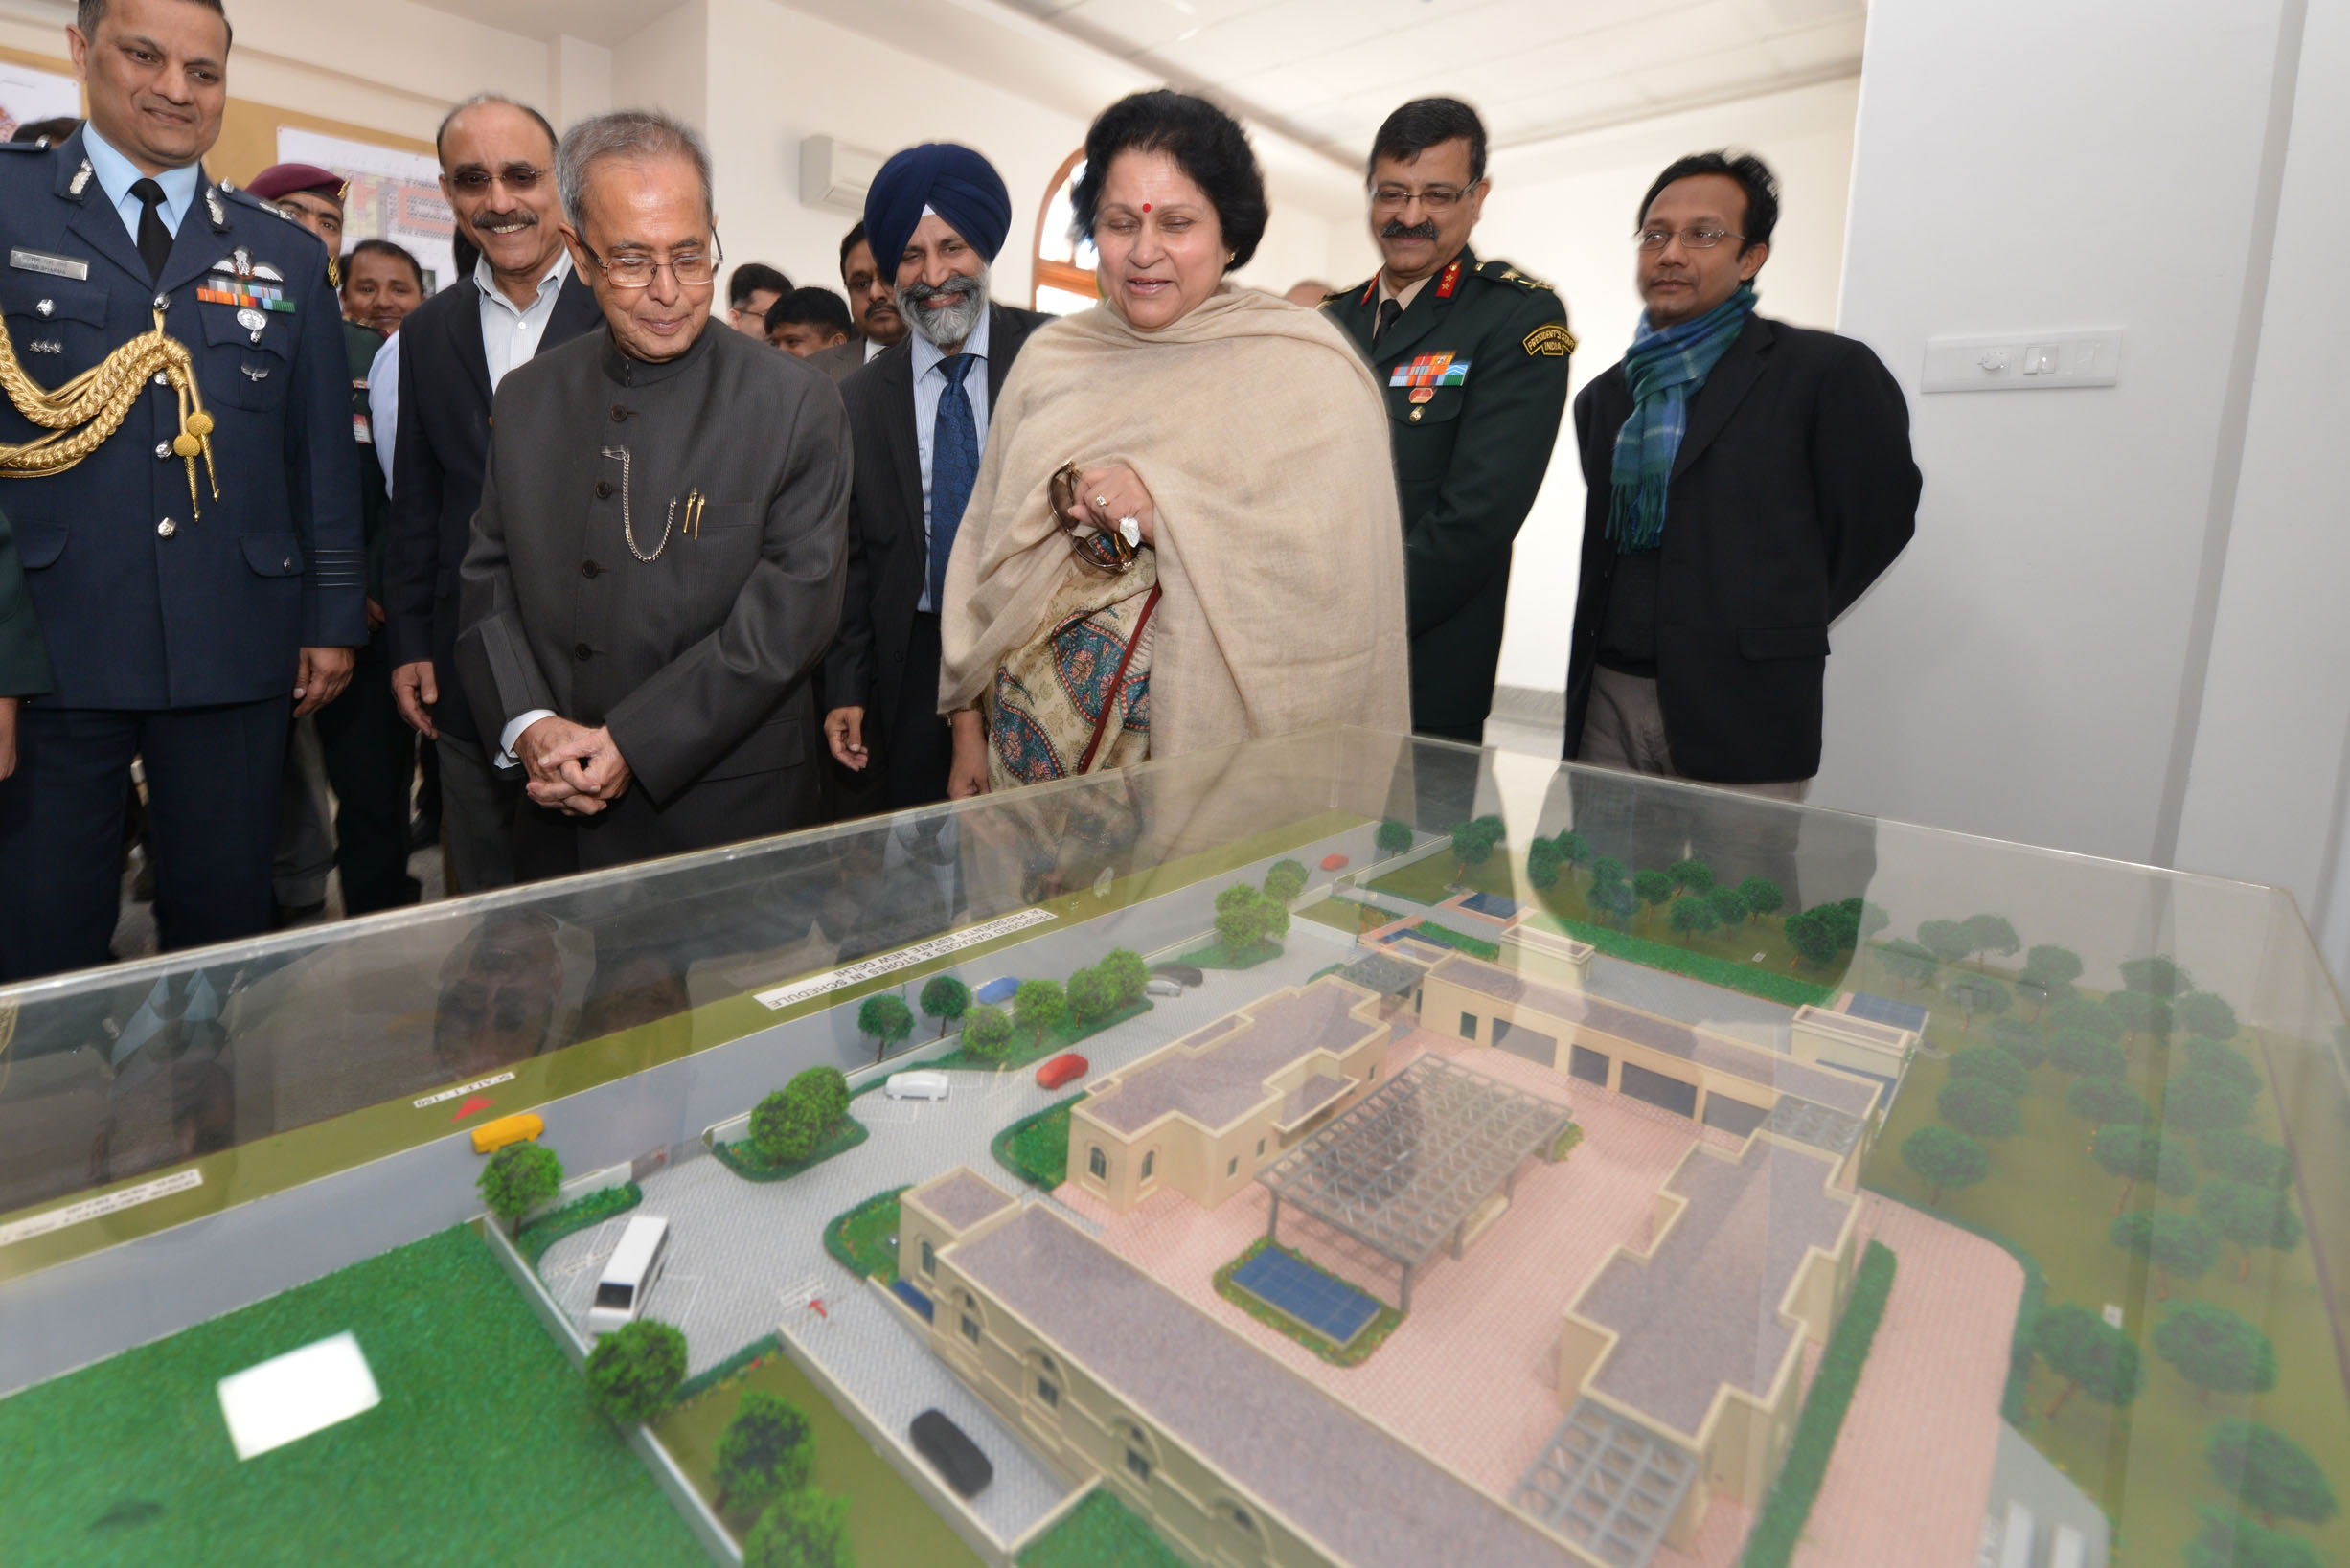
457, 110, 851, 880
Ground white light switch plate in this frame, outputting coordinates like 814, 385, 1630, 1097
1921, 330, 2123, 392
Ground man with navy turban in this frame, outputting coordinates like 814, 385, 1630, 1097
822, 145, 1051, 811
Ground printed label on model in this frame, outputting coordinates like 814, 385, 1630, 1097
413, 1071, 517, 1109
755, 908, 1060, 1011
0, 1168, 205, 1248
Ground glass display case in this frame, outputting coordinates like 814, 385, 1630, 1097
2, 727, 2343, 1568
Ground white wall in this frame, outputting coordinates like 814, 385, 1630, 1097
1474, 77, 1860, 695
1820, 0, 2296, 872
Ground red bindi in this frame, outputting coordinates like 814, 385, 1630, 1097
1142, 202, 1152, 213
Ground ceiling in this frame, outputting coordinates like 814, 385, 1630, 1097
1002, 0, 1867, 161
406, 0, 684, 48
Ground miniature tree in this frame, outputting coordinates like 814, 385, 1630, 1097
584, 1318, 687, 1425
2109, 989, 2172, 1048
1448, 818, 1501, 882
1705, 884, 1748, 930
1943, 974, 2011, 1032
1589, 877, 1638, 931
1632, 868, 1675, 924
2120, 954, 2194, 997
2067, 1076, 2149, 1126
1938, 1080, 2021, 1140
857, 993, 915, 1062
1785, 910, 1836, 969
2048, 996, 2125, 1044
1526, 841, 1563, 890
919, 974, 971, 1040
1375, 819, 1414, 855
745, 1488, 853, 1568
2183, 1037, 2261, 1095
1962, 913, 2021, 969
1985, 1018, 2048, 1070
1066, 965, 1118, 1028
2031, 1303, 2143, 1422
1735, 876, 1783, 921
2111, 1210, 2222, 1299
750, 1088, 819, 1167
2200, 1178, 2304, 1283
1668, 897, 1719, 946
1586, 854, 1626, 889
2185, 1506, 2325, 1568
2047, 1028, 2128, 1080
788, 1067, 849, 1140
2022, 943, 2085, 995
1809, 900, 1863, 953
1878, 939, 1940, 991
1851, 898, 1891, 943
715, 1390, 815, 1516
1259, 896, 1291, 946
2202, 1129, 2293, 1190
1949, 1045, 2029, 1098
1214, 882, 1270, 958
1099, 948, 1151, 1007
2178, 990, 2241, 1042
1264, 858, 1309, 903
1900, 1125, 1989, 1205
1014, 979, 1066, 1050
1918, 918, 1974, 968
479, 1140, 562, 1237
1553, 830, 1590, 870
2207, 1420, 2339, 1530
960, 1004, 1015, 1062
1667, 857, 1713, 898
2155, 1301, 2277, 1405
2092, 1124, 2196, 1215
2162, 1069, 2257, 1137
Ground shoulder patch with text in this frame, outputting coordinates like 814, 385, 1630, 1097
1522, 322, 1576, 358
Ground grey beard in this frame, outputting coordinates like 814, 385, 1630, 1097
900, 265, 989, 349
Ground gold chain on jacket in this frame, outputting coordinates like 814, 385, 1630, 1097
0, 308, 218, 516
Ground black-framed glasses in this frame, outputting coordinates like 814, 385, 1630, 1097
449, 163, 548, 193
1371, 185, 1468, 213
1635, 226, 1744, 251
578, 228, 724, 290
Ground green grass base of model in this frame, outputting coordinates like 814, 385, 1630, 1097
823, 1188, 906, 1284
0, 1225, 703, 1566
1017, 1487, 1190, 1568
1211, 1238, 1404, 1367
714, 1117, 871, 1183
993, 1095, 1085, 1189
1174, 938, 1286, 971
655, 1345, 984, 1568
1739, 1241, 1898, 1568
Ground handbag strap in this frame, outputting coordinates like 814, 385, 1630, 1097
1076, 584, 1163, 775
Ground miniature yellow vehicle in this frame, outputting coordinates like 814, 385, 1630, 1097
469, 1112, 543, 1155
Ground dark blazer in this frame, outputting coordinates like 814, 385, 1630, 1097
1324, 248, 1572, 736
385, 266, 601, 740
822, 303, 1048, 774
805, 339, 864, 384
1564, 315, 1921, 783
0, 130, 364, 708
456, 325, 849, 873
0, 505, 51, 698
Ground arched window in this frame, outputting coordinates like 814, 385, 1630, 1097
1032, 148, 1098, 316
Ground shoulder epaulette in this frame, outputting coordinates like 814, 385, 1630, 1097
1477, 258, 1555, 292
1319, 285, 1352, 306
218, 182, 297, 220
0, 141, 45, 154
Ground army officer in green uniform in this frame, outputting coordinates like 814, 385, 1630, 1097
1325, 98, 1572, 744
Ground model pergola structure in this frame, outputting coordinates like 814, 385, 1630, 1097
1257, 1055, 1572, 1310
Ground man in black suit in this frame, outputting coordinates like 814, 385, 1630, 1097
386, 94, 602, 893
1566, 150, 1918, 794
822, 145, 1048, 810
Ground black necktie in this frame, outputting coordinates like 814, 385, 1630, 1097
131, 177, 171, 282
1375, 297, 1403, 345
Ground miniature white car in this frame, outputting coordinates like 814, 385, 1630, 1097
1145, 978, 1184, 998
885, 1070, 951, 1101
587, 1215, 671, 1336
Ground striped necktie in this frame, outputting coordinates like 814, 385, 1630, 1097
930, 352, 979, 611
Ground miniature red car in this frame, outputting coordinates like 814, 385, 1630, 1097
1035, 1053, 1089, 1090
1321, 852, 1350, 871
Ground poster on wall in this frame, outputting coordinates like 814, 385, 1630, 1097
276, 126, 457, 294
0, 63, 80, 141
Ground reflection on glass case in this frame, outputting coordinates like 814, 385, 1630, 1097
2, 728, 2344, 1568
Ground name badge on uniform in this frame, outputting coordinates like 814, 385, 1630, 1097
10, 248, 89, 282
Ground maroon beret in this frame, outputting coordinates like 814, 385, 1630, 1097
246, 162, 347, 206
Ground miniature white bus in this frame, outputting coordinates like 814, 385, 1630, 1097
586, 1216, 671, 1336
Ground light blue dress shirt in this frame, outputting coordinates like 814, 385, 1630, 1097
475, 248, 574, 393
80, 121, 200, 242
911, 307, 991, 614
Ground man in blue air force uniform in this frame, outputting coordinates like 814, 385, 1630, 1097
0, 0, 365, 982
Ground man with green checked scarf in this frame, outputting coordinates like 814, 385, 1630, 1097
1563, 150, 1919, 795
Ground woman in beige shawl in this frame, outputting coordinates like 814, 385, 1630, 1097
937, 90, 1409, 797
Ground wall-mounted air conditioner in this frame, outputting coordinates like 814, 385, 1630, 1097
800, 136, 884, 215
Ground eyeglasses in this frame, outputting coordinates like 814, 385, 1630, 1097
1635, 226, 1744, 251
1371, 186, 1468, 213
578, 230, 724, 290
1049, 462, 1139, 575
449, 164, 549, 193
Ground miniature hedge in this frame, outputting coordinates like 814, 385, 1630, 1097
1739, 1240, 1899, 1568
992, 1095, 1086, 1189
1174, 937, 1286, 971
1540, 911, 1838, 1010
518, 1180, 643, 1266
1018, 1487, 1191, 1568
1384, 920, 1503, 963
1210, 1238, 1403, 1368
931, 997, 1153, 1072
671, 1333, 784, 1407
822, 1188, 907, 1284
714, 1116, 869, 1184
